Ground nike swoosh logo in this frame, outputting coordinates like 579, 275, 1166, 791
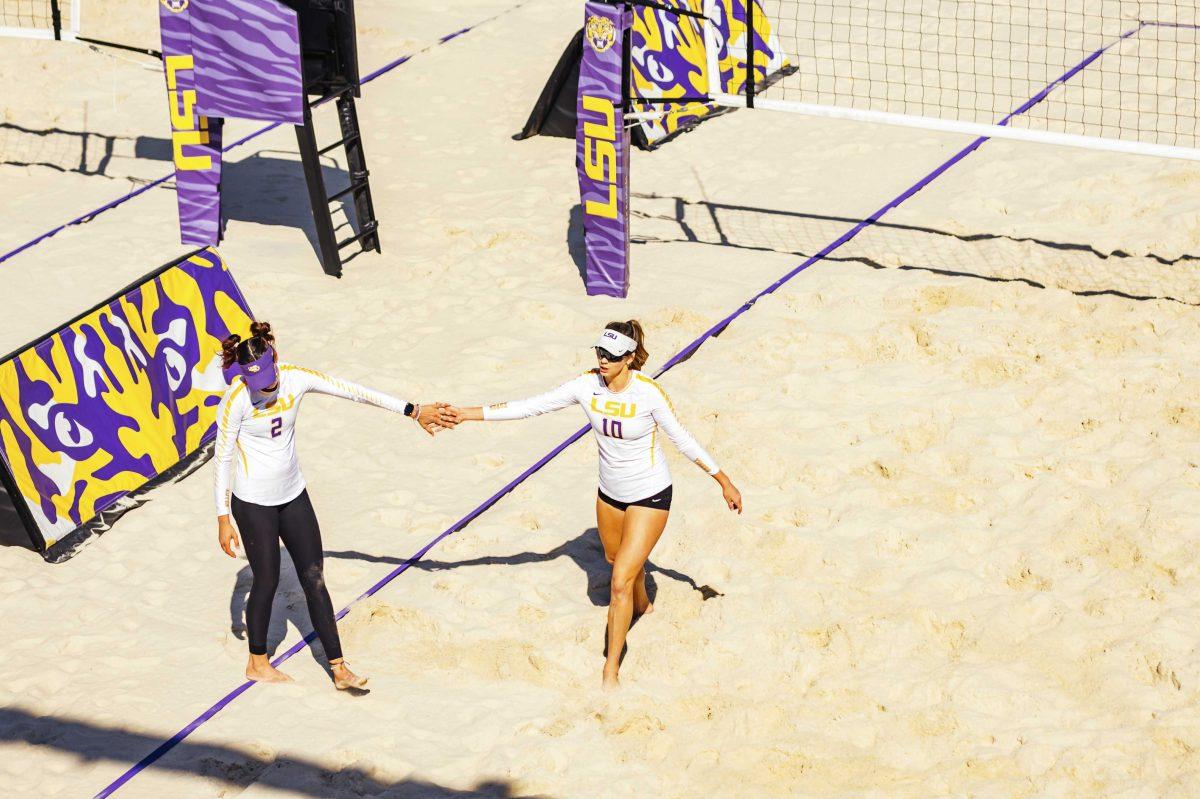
592, 392, 604, 396
650, 498, 662, 503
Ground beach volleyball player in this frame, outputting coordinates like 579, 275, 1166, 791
214, 322, 450, 689
442, 321, 742, 689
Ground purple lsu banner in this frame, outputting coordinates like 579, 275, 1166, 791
0, 249, 254, 562
577, 2, 632, 298
191, 0, 304, 124
161, 0, 224, 247
159, 0, 304, 247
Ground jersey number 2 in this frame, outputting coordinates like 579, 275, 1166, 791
602, 419, 623, 439
270, 417, 282, 438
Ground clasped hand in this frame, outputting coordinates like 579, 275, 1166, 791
414, 402, 466, 435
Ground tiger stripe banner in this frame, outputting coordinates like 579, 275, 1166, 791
158, 0, 304, 247
160, 0, 225, 246
191, 0, 304, 125
0, 248, 254, 562
577, 2, 632, 298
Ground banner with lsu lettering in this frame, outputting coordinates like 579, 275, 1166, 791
160, 0, 225, 246
631, 0, 793, 149
158, 0, 304, 247
0, 249, 254, 562
577, 2, 632, 298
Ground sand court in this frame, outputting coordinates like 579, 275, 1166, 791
2, 0, 1200, 796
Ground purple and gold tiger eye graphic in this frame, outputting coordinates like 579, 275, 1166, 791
577, 2, 632, 298
631, 0, 791, 148
0, 248, 254, 559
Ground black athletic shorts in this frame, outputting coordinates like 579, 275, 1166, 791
598, 484, 673, 512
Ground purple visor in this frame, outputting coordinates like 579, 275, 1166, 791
236, 346, 278, 393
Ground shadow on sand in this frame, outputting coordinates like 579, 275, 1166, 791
325, 527, 723, 609
0, 705, 543, 797
229, 554, 346, 682
221, 149, 359, 269
228, 527, 722, 681
629, 190, 1200, 306
326, 527, 723, 667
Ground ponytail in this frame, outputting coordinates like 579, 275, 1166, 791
249, 320, 274, 347
223, 321, 276, 369
605, 319, 649, 370
220, 334, 242, 369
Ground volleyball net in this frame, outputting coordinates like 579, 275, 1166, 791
575, 0, 1200, 298
0, 0, 77, 40
709, 0, 1200, 160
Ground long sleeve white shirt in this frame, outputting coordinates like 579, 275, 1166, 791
483, 370, 719, 501
213, 364, 410, 515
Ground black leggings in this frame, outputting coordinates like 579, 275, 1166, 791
230, 490, 342, 662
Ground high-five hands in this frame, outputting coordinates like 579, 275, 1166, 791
411, 403, 477, 435
415, 402, 456, 436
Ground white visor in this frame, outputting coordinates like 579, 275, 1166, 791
594, 329, 637, 356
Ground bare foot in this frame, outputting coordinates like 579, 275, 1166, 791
602, 667, 620, 691
332, 662, 369, 691
634, 600, 654, 617
245, 661, 292, 683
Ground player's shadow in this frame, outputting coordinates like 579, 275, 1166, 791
326, 527, 723, 608
221, 149, 358, 268
0, 705, 535, 797
229, 558, 343, 681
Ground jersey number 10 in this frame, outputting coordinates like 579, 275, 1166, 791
601, 419, 624, 439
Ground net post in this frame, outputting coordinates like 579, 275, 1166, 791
702, 0, 719, 99
49, 0, 62, 40
745, 0, 755, 108
621, 1, 632, 117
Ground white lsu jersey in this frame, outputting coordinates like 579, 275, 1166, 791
213, 364, 411, 515
483, 370, 719, 501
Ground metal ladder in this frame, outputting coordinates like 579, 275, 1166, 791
295, 85, 381, 278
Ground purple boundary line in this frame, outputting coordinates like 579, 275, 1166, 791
92, 23, 1142, 799
0, 6, 522, 269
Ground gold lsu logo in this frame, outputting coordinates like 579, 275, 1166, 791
581, 95, 617, 219
251, 395, 295, 418
164, 55, 212, 171
590, 398, 636, 418
584, 15, 616, 53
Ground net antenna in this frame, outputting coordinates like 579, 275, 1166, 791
702, 0, 1200, 162
0, 0, 79, 41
